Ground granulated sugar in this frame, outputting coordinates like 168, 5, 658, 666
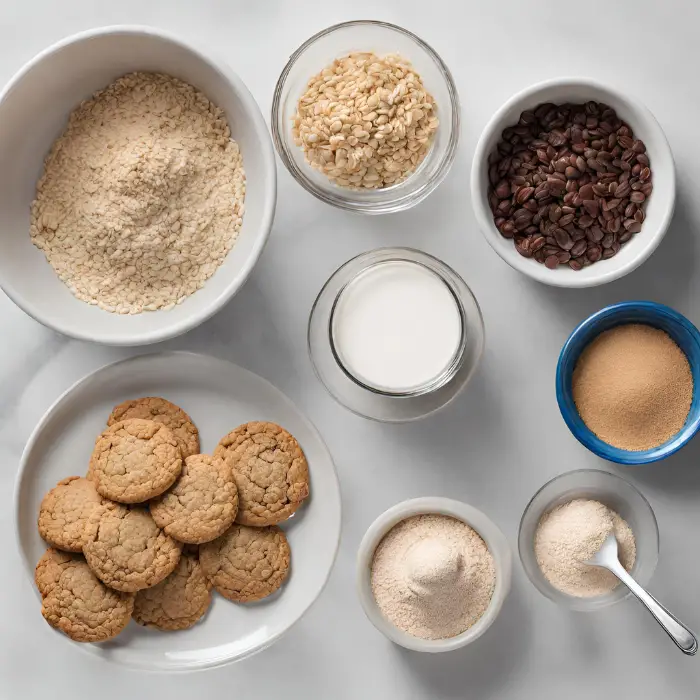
30, 72, 246, 314
370, 514, 495, 640
535, 498, 636, 598
572, 324, 693, 451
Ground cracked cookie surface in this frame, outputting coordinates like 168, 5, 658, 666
199, 524, 291, 602
214, 422, 309, 526
89, 418, 182, 503
150, 454, 238, 544
83, 501, 182, 592
133, 551, 211, 630
35, 548, 134, 642
38, 476, 102, 552
108, 397, 200, 459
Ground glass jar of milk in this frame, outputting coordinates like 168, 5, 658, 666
308, 248, 484, 421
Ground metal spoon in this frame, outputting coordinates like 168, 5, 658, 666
585, 532, 697, 655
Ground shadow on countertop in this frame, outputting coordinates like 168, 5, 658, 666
622, 432, 700, 495
393, 578, 531, 700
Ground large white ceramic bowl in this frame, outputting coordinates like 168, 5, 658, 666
356, 497, 511, 652
0, 26, 276, 345
471, 78, 675, 288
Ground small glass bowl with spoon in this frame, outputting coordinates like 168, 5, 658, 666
519, 469, 659, 612
519, 469, 696, 654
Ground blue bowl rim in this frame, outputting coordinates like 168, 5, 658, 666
556, 301, 700, 465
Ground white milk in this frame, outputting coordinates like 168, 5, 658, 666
331, 260, 463, 393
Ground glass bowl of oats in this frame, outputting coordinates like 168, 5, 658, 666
272, 20, 460, 214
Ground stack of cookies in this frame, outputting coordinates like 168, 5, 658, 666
35, 397, 310, 643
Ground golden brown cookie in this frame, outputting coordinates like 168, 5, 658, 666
89, 418, 182, 504
38, 476, 102, 552
83, 501, 182, 592
150, 454, 238, 544
214, 422, 310, 526
34, 548, 134, 643
133, 552, 211, 631
108, 397, 200, 459
199, 524, 291, 602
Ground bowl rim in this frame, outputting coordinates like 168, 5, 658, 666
270, 19, 460, 215
355, 496, 512, 652
470, 76, 676, 288
517, 468, 659, 611
555, 301, 700, 464
0, 25, 277, 346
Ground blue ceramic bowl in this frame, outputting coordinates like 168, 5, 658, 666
556, 301, 700, 464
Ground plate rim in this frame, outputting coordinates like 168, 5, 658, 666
13, 350, 342, 672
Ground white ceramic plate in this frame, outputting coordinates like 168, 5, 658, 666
14, 352, 341, 671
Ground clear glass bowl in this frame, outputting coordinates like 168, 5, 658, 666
308, 248, 484, 422
271, 20, 460, 214
518, 469, 659, 611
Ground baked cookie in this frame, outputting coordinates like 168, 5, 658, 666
38, 476, 102, 552
150, 454, 238, 544
35, 548, 134, 643
89, 418, 182, 503
108, 397, 200, 459
83, 501, 182, 592
214, 422, 310, 526
133, 552, 211, 631
199, 524, 291, 602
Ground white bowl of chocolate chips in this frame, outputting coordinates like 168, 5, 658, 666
471, 77, 675, 288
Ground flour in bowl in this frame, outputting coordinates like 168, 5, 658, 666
30, 72, 245, 314
370, 514, 495, 640
535, 498, 636, 597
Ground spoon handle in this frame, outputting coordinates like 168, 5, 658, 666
609, 561, 697, 656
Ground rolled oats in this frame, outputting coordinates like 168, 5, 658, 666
292, 52, 438, 189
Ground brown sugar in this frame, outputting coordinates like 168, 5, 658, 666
572, 324, 694, 451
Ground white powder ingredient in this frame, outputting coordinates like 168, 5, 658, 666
30, 72, 246, 315
370, 514, 495, 640
535, 498, 637, 598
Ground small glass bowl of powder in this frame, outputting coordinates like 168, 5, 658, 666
556, 301, 700, 465
519, 469, 659, 611
356, 497, 512, 652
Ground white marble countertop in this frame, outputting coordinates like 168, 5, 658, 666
1, 0, 699, 697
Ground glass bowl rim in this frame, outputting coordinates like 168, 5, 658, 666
328, 256, 469, 398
